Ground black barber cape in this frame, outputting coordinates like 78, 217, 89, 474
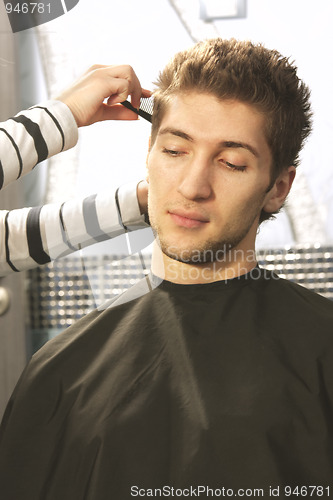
1, 268, 333, 499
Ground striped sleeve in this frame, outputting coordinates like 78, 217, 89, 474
0, 100, 149, 275
116, 180, 147, 230
0, 182, 149, 276
0, 100, 78, 190
0, 207, 38, 274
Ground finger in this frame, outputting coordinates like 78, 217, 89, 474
105, 78, 131, 105
105, 65, 142, 108
100, 103, 139, 121
92, 65, 150, 109
127, 68, 142, 109
141, 88, 153, 98
84, 63, 108, 73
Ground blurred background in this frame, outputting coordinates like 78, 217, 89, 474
0, 0, 333, 415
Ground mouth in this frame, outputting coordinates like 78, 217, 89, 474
168, 210, 210, 229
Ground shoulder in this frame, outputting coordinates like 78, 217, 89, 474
256, 268, 333, 333
2, 281, 149, 423
267, 270, 332, 308
2, 276, 166, 424
28, 275, 160, 373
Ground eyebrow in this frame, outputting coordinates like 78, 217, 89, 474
158, 127, 260, 158
159, 127, 193, 142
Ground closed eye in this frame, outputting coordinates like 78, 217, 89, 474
221, 159, 247, 172
162, 148, 185, 157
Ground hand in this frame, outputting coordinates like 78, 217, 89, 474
137, 180, 148, 216
56, 64, 151, 127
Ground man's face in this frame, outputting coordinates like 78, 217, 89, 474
146, 92, 274, 264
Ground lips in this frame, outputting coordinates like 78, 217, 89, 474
168, 210, 209, 229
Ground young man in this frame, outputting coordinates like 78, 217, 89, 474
0, 39, 332, 498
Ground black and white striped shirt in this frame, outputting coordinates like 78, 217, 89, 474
0, 100, 147, 276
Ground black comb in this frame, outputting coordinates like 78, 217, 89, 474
121, 97, 153, 123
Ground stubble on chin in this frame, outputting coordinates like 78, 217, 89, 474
151, 220, 252, 265
148, 192, 264, 265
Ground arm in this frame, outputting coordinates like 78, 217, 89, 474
0, 100, 78, 191
0, 65, 150, 276
0, 180, 149, 276
0, 64, 150, 190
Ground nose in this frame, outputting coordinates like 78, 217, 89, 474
177, 154, 213, 201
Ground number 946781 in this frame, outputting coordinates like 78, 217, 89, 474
5, 3, 51, 14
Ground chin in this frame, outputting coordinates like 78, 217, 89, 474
160, 240, 231, 264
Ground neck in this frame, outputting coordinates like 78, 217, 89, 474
151, 241, 258, 284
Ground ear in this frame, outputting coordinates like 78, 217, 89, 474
263, 166, 296, 213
